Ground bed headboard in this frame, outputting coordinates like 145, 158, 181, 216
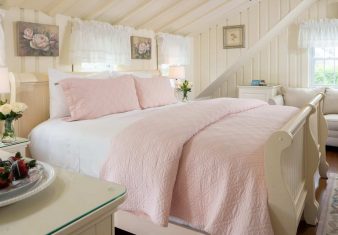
12, 70, 160, 138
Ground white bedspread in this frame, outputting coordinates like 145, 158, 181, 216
29, 103, 183, 177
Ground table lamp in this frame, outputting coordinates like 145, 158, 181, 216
168, 65, 185, 79
168, 66, 185, 88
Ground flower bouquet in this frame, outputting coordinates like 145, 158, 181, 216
0, 101, 28, 143
176, 80, 193, 102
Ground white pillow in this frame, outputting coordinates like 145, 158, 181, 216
48, 69, 111, 119
324, 88, 338, 114
282, 87, 325, 108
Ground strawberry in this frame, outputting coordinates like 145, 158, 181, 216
11, 160, 29, 180
0, 166, 12, 189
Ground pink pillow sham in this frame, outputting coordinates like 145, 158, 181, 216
59, 75, 140, 121
134, 77, 177, 109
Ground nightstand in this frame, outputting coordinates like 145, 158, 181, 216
0, 137, 30, 157
0, 167, 126, 235
238, 85, 281, 102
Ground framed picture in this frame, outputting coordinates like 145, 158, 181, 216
16, 21, 59, 56
223, 25, 245, 49
130, 36, 151, 60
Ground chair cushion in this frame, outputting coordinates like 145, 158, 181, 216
325, 114, 338, 131
282, 87, 325, 108
324, 88, 338, 114
327, 136, 338, 147
328, 130, 338, 138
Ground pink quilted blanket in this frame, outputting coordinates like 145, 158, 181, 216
100, 98, 299, 235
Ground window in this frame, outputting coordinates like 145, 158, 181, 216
310, 47, 338, 87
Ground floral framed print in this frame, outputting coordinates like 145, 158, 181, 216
130, 36, 151, 60
16, 21, 59, 56
223, 25, 245, 49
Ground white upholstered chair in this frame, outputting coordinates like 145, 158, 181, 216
269, 87, 338, 147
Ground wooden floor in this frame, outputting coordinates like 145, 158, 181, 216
297, 146, 338, 235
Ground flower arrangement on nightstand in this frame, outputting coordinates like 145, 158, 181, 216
176, 80, 193, 102
0, 101, 27, 143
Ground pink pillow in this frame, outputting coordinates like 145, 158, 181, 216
134, 77, 177, 109
59, 75, 140, 121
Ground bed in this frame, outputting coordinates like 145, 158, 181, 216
29, 91, 328, 235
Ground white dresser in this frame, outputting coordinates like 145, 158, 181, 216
238, 85, 281, 102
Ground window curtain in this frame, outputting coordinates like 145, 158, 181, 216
70, 19, 132, 65
157, 33, 191, 65
0, 10, 6, 66
298, 19, 338, 48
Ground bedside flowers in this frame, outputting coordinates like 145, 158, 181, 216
176, 80, 193, 102
0, 101, 28, 143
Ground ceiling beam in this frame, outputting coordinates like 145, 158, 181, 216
45, 0, 79, 16
85, 0, 119, 20
177, 0, 253, 35
1, 0, 26, 7
114, 0, 152, 25
136, 0, 183, 29
158, 0, 226, 33
197, 0, 318, 98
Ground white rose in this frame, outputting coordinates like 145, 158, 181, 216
30, 34, 50, 51
0, 104, 12, 115
12, 102, 27, 113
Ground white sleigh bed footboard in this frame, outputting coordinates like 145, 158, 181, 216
265, 93, 328, 235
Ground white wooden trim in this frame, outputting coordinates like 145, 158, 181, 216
196, 0, 318, 99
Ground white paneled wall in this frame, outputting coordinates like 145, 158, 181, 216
192, 0, 330, 98
3, 7, 158, 74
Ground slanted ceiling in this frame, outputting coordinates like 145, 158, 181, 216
0, 0, 255, 35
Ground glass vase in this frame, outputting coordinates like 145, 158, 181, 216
2, 119, 16, 143
182, 91, 189, 102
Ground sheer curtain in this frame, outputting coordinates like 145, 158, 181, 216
157, 33, 191, 65
70, 19, 132, 65
0, 9, 6, 66
298, 19, 338, 48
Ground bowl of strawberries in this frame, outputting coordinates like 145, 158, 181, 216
0, 152, 55, 207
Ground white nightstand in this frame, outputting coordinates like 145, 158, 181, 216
0, 137, 30, 157
0, 167, 126, 235
238, 85, 281, 102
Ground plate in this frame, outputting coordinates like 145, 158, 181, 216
0, 163, 44, 198
0, 161, 55, 207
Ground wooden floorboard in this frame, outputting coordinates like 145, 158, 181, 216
297, 146, 338, 235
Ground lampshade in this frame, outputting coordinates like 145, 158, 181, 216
168, 66, 185, 79
0, 67, 10, 94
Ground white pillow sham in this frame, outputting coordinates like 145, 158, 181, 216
48, 69, 112, 119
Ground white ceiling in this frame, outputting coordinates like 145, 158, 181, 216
0, 0, 254, 35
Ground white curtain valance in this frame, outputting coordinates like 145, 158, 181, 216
0, 9, 6, 67
157, 33, 191, 65
298, 19, 338, 48
70, 19, 132, 65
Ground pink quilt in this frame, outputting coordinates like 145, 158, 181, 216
100, 98, 299, 235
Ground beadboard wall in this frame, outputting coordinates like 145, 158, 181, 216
192, 0, 331, 98
3, 7, 158, 74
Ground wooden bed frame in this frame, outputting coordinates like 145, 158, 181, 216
14, 73, 328, 235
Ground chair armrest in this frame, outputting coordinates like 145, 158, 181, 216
268, 95, 285, 105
